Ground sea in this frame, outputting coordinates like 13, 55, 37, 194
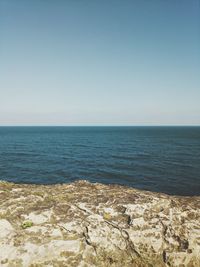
0, 126, 199, 196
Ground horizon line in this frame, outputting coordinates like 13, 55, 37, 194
0, 124, 200, 127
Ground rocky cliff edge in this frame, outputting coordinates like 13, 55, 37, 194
0, 180, 199, 267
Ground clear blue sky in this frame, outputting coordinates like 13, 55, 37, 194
0, 0, 199, 125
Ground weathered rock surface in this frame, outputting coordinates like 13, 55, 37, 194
0, 180, 199, 267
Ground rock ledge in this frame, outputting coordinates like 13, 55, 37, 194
0, 180, 199, 267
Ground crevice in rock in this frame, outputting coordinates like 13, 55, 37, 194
83, 226, 97, 255
104, 219, 141, 260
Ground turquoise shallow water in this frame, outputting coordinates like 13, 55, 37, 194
0, 126, 199, 196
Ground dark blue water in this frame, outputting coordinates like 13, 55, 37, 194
0, 126, 199, 196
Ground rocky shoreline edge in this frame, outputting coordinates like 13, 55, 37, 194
0, 180, 199, 267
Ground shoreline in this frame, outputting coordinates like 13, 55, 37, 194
0, 180, 199, 266
1, 179, 199, 198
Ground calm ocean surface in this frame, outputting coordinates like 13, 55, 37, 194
0, 126, 199, 196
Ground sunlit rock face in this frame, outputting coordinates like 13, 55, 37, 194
0, 180, 199, 267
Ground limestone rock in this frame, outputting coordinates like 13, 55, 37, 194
0, 180, 199, 266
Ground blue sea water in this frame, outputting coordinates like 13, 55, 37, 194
0, 126, 199, 196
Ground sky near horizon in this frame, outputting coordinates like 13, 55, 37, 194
0, 0, 199, 126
